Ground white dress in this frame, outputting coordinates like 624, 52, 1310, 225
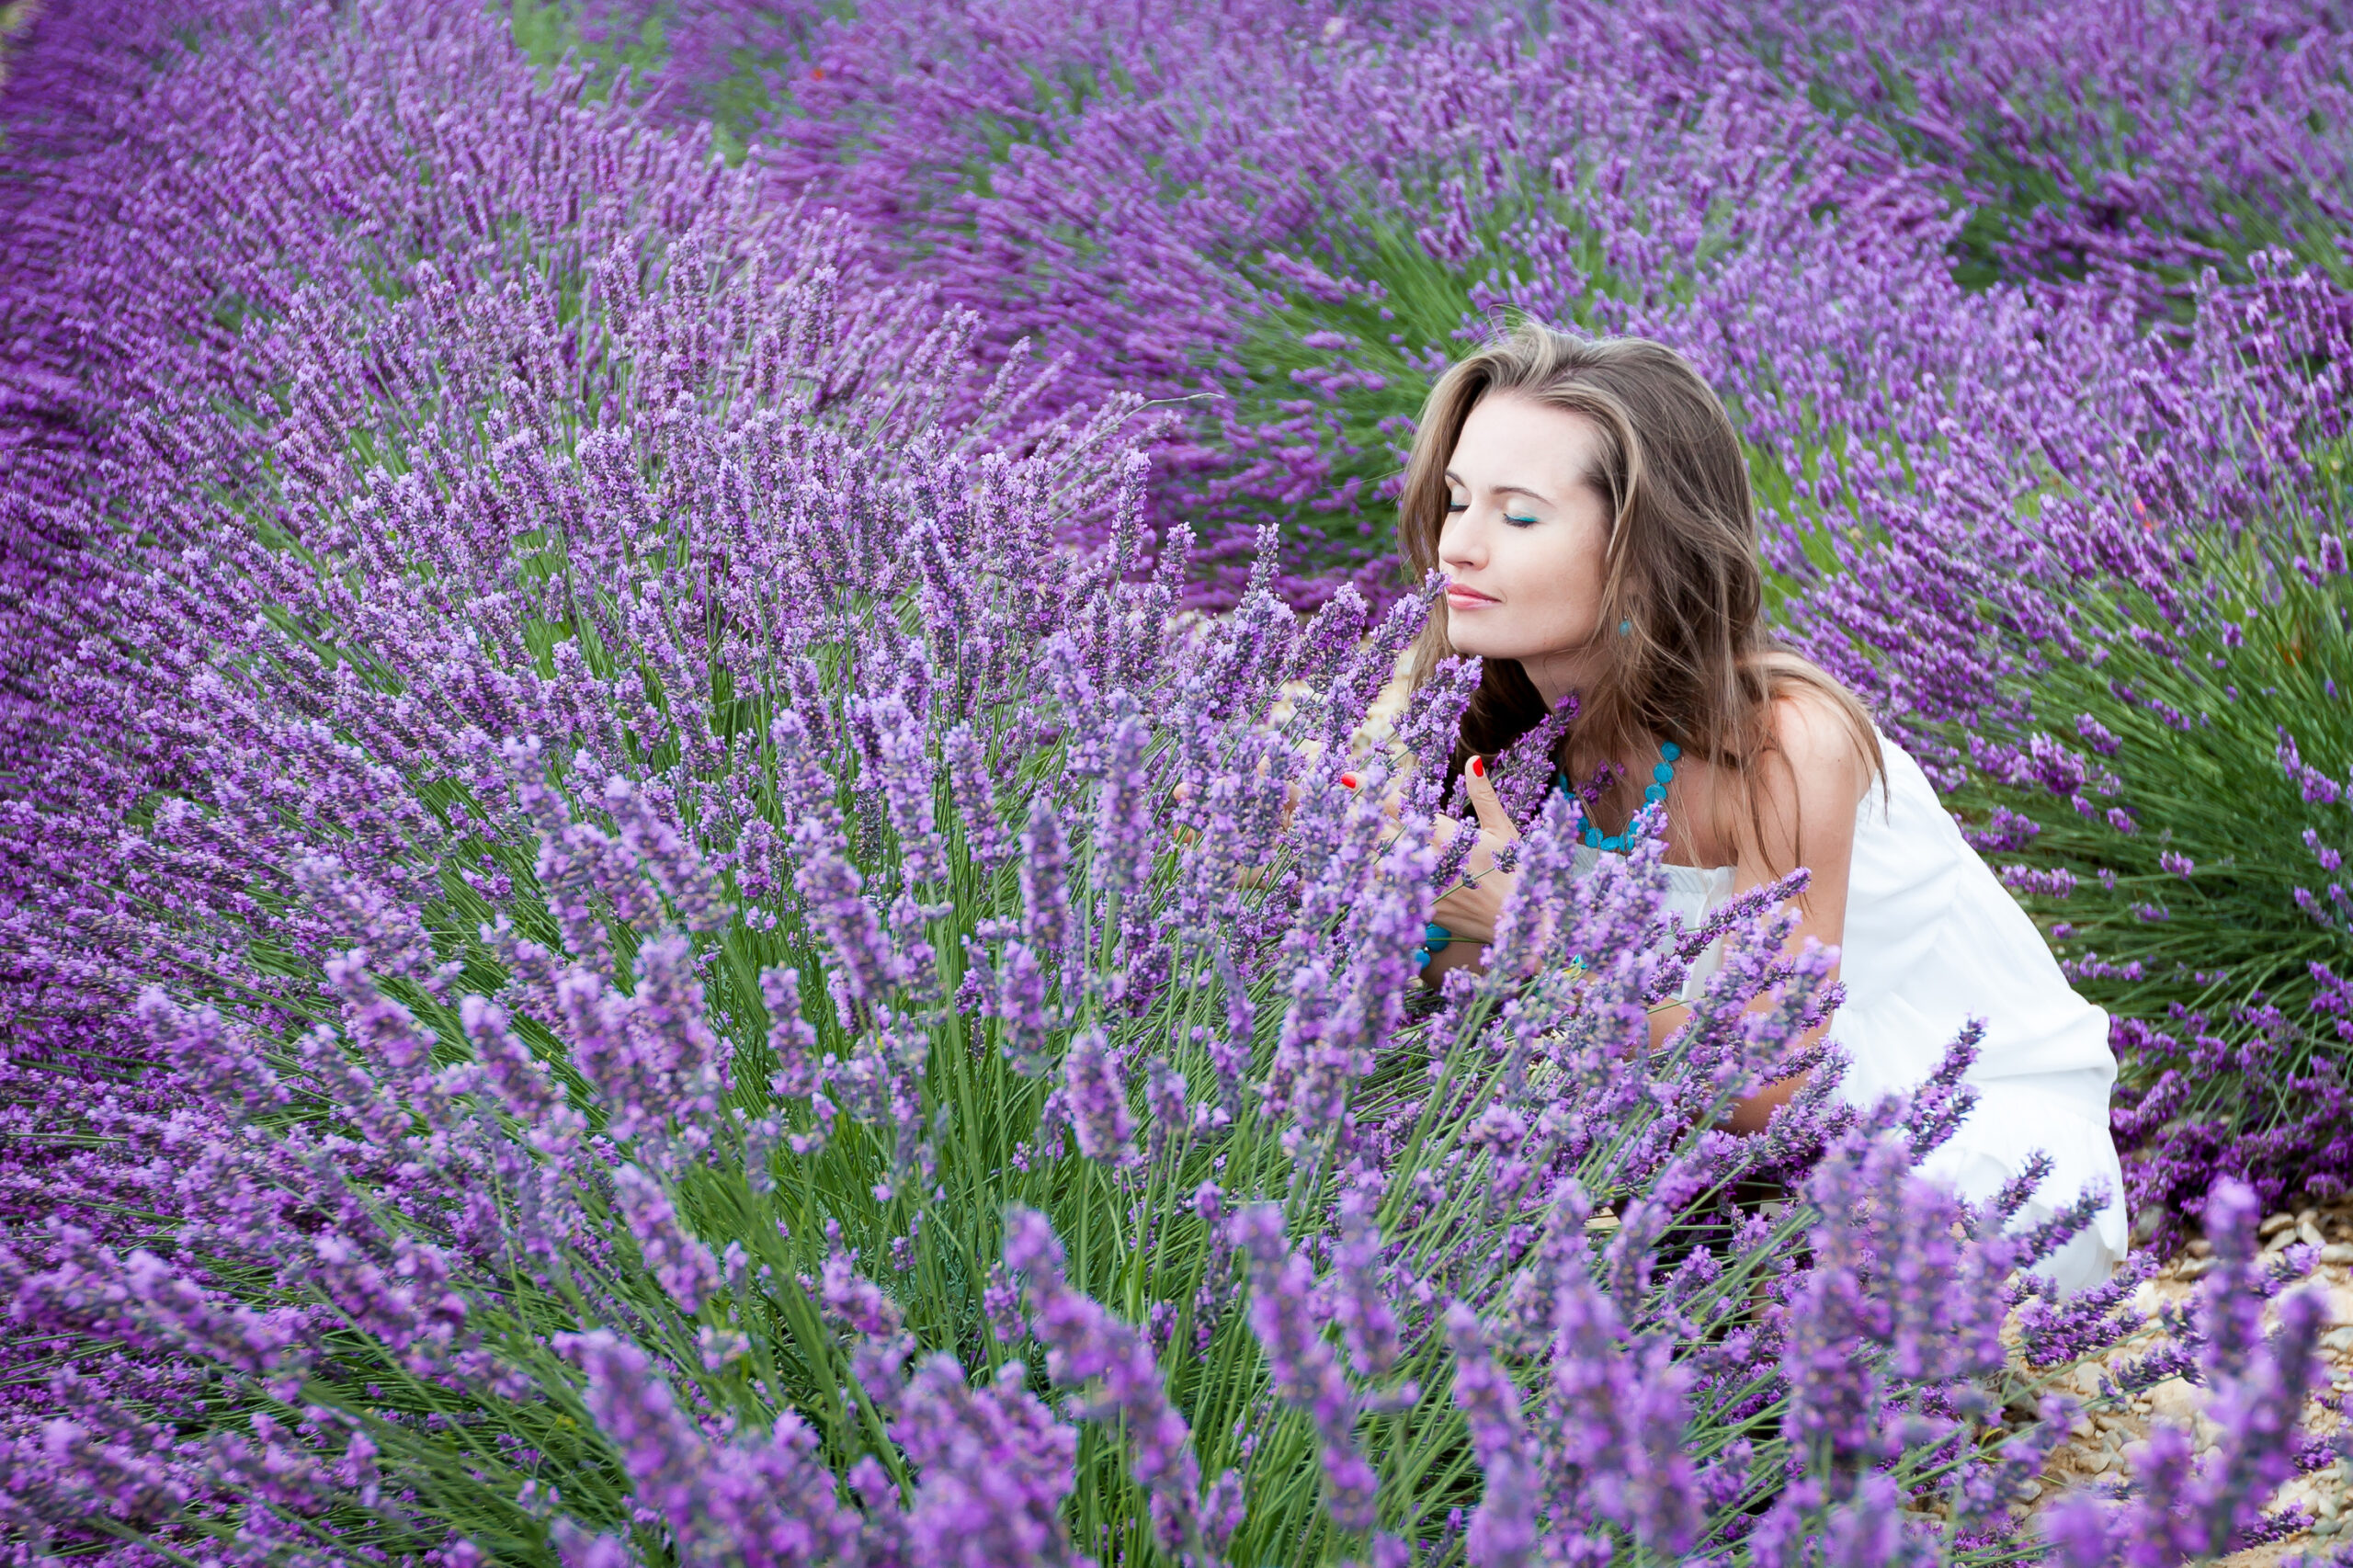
1584, 732, 2128, 1292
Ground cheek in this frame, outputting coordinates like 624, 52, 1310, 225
1447, 531, 1607, 658
1508, 532, 1605, 637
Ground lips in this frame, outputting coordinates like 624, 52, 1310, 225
1444, 583, 1499, 608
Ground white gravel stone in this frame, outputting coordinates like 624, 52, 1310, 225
2144, 1377, 2203, 1426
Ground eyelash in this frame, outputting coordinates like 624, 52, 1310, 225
1446, 500, 1540, 528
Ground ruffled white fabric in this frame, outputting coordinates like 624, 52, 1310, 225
1583, 733, 2128, 1292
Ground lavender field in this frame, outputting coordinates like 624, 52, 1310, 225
4, 0, 2353, 1562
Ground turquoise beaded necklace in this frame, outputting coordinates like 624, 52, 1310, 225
1416, 739, 1687, 971
1558, 741, 1680, 853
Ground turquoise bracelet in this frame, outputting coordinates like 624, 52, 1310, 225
1414, 922, 1452, 970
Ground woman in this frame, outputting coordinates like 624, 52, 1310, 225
1398, 321, 2126, 1291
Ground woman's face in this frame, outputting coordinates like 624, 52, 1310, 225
1436, 392, 1614, 702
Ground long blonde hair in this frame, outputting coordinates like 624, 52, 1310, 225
1400, 320, 1880, 875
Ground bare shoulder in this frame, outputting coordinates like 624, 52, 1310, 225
1763, 685, 1873, 812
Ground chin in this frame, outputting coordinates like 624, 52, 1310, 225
1446, 631, 1533, 662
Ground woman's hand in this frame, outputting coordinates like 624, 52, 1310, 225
1427, 756, 1520, 946
1172, 766, 1384, 875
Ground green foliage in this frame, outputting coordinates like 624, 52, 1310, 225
507, 0, 666, 92
1785, 39, 2353, 301
1938, 523, 2353, 1126
504, 0, 815, 156
1217, 162, 1757, 578
1222, 215, 1510, 569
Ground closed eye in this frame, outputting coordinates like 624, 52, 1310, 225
1504, 514, 1540, 528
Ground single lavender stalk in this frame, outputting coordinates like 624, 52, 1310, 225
1237, 1204, 1379, 1534
1329, 1198, 1401, 1384
1020, 796, 1074, 970
1003, 1209, 1220, 1563
1446, 1304, 1539, 1568
1062, 1028, 1136, 1168
608, 1166, 721, 1314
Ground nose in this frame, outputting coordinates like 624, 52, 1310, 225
1438, 517, 1484, 573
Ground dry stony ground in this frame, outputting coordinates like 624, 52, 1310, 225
2029, 1203, 2353, 1562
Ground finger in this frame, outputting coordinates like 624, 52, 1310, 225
1462, 755, 1518, 843
1427, 885, 1492, 945
1338, 770, 1412, 829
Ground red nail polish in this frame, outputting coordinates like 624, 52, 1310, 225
1468, 756, 1484, 779
1339, 771, 1359, 790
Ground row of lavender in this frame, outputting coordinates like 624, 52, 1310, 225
553, 0, 2353, 1228
0, 1, 2346, 1565
568, 0, 2353, 589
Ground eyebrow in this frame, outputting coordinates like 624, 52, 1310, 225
1443, 469, 1555, 506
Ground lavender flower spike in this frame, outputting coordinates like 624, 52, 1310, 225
1238, 1204, 1379, 1533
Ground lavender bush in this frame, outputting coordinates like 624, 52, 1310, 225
0, 188, 2294, 1554
0, 31, 2134, 1539
2, 0, 2350, 1562
502, 0, 1942, 598
1941, 488, 2353, 1239
531, 0, 2353, 601
1687, 0, 2353, 299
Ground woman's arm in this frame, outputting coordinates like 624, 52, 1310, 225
1653, 691, 1868, 1130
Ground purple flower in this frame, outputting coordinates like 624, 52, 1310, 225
1329, 1197, 1401, 1383
560, 1329, 867, 1566
852, 691, 950, 888
1062, 1028, 1135, 1168
1446, 1304, 1539, 1568
893, 1355, 1083, 1568
1237, 1204, 1378, 1533
1002, 1209, 1215, 1560
760, 966, 822, 1098
1019, 797, 1073, 968
1541, 1246, 1700, 1555
609, 1166, 722, 1314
